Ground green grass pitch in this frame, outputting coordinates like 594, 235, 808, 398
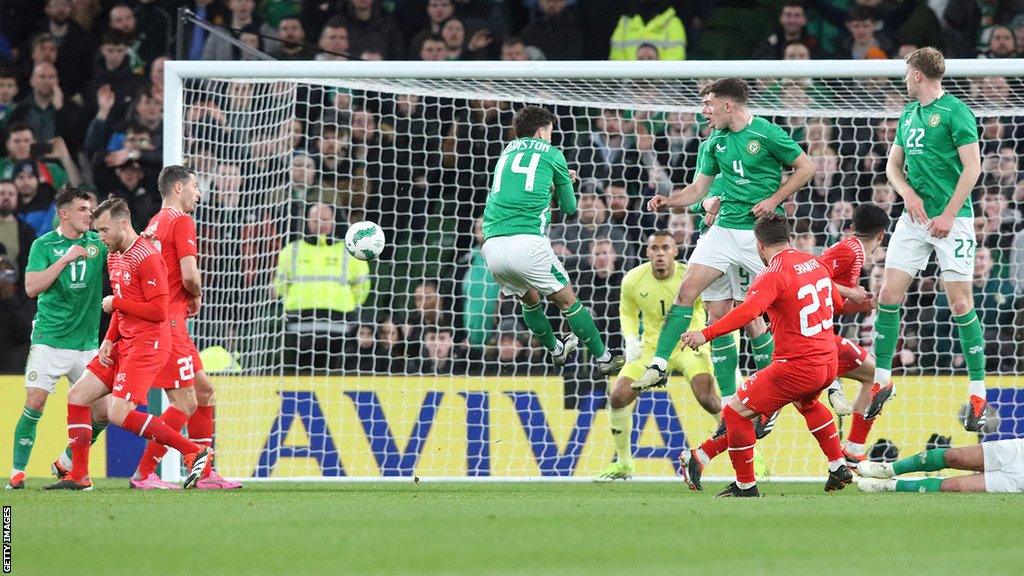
6, 479, 1023, 575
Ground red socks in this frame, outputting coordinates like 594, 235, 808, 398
136, 406, 190, 477
724, 405, 757, 485
122, 410, 202, 456
188, 405, 214, 449
67, 403, 93, 481
847, 412, 873, 446
699, 434, 729, 461
799, 400, 844, 462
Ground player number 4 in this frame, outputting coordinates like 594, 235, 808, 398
732, 160, 744, 178
797, 277, 835, 337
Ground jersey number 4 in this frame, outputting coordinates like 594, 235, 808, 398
797, 278, 835, 337
491, 152, 540, 195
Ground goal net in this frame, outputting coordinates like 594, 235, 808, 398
165, 60, 1023, 481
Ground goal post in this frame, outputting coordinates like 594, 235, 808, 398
163, 59, 1023, 482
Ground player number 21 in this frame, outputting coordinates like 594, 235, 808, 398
797, 278, 835, 337
491, 152, 540, 194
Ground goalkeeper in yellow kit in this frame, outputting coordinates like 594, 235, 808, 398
594, 231, 719, 481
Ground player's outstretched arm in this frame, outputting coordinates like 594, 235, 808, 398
885, 144, 927, 224
752, 152, 814, 217
648, 173, 713, 212
928, 141, 981, 239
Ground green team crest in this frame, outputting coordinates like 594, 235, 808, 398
86, 245, 99, 258
747, 140, 761, 155
928, 113, 941, 127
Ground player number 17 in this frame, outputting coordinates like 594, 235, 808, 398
797, 278, 835, 337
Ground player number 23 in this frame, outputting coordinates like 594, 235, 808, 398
797, 278, 835, 337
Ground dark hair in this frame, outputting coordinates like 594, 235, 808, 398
502, 36, 525, 49
852, 203, 890, 236
0, 66, 15, 80
158, 165, 196, 198
513, 105, 556, 139
846, 6, 876, 23
422, 33, 445, 45
5, 122, 32, 137
0, 178, 14, 188
754, 213, 791, 245
699, 78, 750, 104
126, 123, 152, 136
55, 186, 92, 208
100, 30, 130, 47
647, 230, 676, 243
93, 197, 130, 221
323, 15, 348, 32
782, 1, 806, 11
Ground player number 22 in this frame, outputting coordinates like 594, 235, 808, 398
797, 277, 835, 337
491, 152, 540, 194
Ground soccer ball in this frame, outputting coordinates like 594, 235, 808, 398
345, 220, 386, 261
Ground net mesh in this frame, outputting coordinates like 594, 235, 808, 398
177, 72, 1023, 480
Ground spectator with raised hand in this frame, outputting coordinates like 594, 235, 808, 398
753, 1, 821, 60
8, 62, 84, 156
271, 16, 317, 60
40, 0, 96, 98
338, 0, 405, 60
83, 31, 145, 127
519, 0, 584, 60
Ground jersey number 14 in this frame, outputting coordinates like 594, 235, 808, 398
491, 152, 540, 195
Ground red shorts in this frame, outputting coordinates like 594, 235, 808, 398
153, 330, 204, 389
86, 338, 171, 406
737, 356, 839, 415
835, 334, 869, 376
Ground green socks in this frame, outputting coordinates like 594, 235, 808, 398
654, 305, 693, 362
893, 448, 948, 475
521, 301, 559, 352
563, 301, 607, 358
873, 304, 901, 371
750, 332, 775, 370
895, 477, 943, 492
609, 405, 634, 466
12, 406, 43, 472
711, 335, 738, 396
954, 309, 986, 385
62, 422, 107, 463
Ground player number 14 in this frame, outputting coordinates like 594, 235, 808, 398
491, 152, 540, 195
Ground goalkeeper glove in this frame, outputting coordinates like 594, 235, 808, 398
625, 337, 642, 362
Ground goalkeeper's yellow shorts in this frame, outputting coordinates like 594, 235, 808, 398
618, 342, 713, 383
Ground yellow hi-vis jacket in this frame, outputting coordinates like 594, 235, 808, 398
609, 7, 687, 61
274, 235, 371, 313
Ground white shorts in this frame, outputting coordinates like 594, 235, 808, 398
24, 344, 98, 394
983, 438, 1024, 493
702, 265, 754, 302
482, 234, 570, 298
885, 213, 974, 281
691, 226, 764, 300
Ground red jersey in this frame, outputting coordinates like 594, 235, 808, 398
817, 236, 865, 289
145, 207, 198, 324
703, 248, 843, 363
108, 237, 170, 342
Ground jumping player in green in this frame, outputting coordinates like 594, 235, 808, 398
632, 78, 814, 391
868, 47, 986, 431
7, 187, 106, 489
482, 105, 624, 375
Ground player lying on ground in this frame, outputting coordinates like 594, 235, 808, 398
816, 203, 889, 464
481, 105, 623, 375
870, 47, 986, 431
44, 198, 212, 490
635, 77, 814, 392
595, 231, 721, 482
858, 439, 1024, 493
52, 167, 241, 490
688, 141, 769, 404
8, 188, 106, 490
678, 214, 853, 497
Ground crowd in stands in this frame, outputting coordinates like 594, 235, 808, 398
1, 0, 1023, 381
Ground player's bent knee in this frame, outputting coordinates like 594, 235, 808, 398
25, 388, 48, 411
170, 389, 198, 415
948, 298, 973, 317
106, 399, 135, 426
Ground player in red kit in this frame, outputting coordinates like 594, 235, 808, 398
44, 198, 212, 490
817, 204, 890, 465
129, 166, 241, 489
678, 214, 853, 496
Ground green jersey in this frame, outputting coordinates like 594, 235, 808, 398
893, 93, 977, 218
26, 230, 106, 350
482, 137, 577, 240
697, 116, 803, 230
